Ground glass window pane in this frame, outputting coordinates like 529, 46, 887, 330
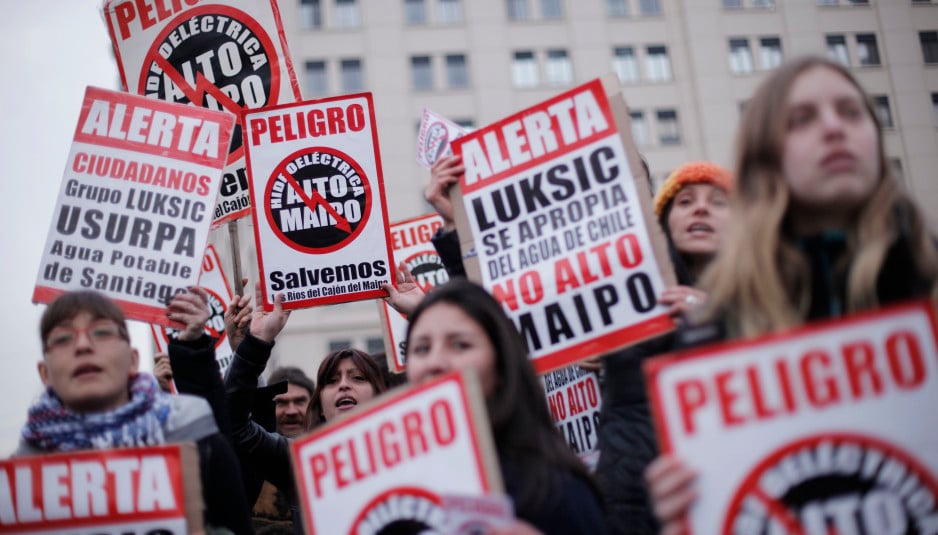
723, 0, 743, 8
512, 50, 538, 88
613, 46, 639, 83
645, 45, 672, 81
438, 0, 463, 22
366, 337, 385, 354
932, 93, 938, 126
328, 339, 351, 352
341, 58, 363, 92
300, 0, 322, 29
759, 37, 783, 70
873, 95, 893, 128
304, 60, 327, 97
607, 0, 629, 16
541, 0, 563, 18
656, 109, 681, 145
630, 111, 648, 146
508, 0, 529, 20
545, 49, 572, 86
826, 34, 850, 66
856, 34, 880, 66
920, 31, 938, 64
639, 0, 661, 15
411, 56, 433, 90
405, 0, 426, 24
335, 0, 360, 27
446, 54, 469, 88
728, 38, 754, 74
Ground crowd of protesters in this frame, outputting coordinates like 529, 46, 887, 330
18, 55, 938, 534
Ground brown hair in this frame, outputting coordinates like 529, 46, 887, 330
306, 348, 387, 428
40, 291, 130, 351
699, 55, 938, 337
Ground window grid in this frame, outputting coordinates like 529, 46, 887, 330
729, 38, 754, 74
445, 54, 469, 88
920, 31, 938, 64
438, 0, 463, 23
340, 58, 363, 92
411, 56, 433, 90
512, 50, 539, 88
856, 34, 881, 66
404, 0, 427, 24
613, 47, 639, 83
656, 109, 681, 145
872, 95, 894, 128
545, 49, 573, 86
334, 0, 361, 27
759, 37, 783, 70
645, 45, 672, 82
304, 60, 327, 97
299, 0, 322, 29
607, 0, 629, 16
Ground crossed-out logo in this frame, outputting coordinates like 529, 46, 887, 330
265, 147, 371, 253
404, 250, 448, 293
159, 287, 227, 350
424, 122, 449, 166
141, 5, 281, 162
723, 433, 938, 535
351, 487, 445, 535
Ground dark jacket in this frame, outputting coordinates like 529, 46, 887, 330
225, 333, 301, 533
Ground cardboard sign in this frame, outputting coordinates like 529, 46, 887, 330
33, 87, 234, 326
102, 0, 302, 226
378, 213, 448, 372
451, 76, 675, 373
542, 365, 603, 471
291, 370, 502, 534
0, 444, 201, 534
645, 301, 938, 534
150, 244, 235, 376
416, 108, 469, 168
243, 94, 394, 311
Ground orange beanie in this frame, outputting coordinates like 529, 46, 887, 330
653, 161, 733, 217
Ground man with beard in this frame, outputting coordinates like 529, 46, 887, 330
253, 366, 314, 533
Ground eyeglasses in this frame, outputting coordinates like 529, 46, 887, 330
45, 322, 126, 351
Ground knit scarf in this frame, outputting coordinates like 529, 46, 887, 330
22, 373, 173, 452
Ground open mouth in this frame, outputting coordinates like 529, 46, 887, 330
335, 397, 358, 410
72, 364, 103, 378
687, 223, 713, 234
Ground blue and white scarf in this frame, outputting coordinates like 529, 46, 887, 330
21, 373, 173, 452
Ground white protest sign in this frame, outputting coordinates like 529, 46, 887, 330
290, 370, 502, 534
0, 444, 201, 534
646, 301, 938, 534
416, 107, 469, 168
150, 244, 235, 376
33, 86, 234, 326
102, 0, 302, 226
451, 77, 675, 373
441, 493, 515, 533
243, 94, 394, 311
542, 365, 603, 471
378, 213, 448, 372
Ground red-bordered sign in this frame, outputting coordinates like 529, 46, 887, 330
451, 77, 674, 373
102, 0, 302, 227
290, 370, 502, 534
243, 93, 393, 311
645, 300, 938, 534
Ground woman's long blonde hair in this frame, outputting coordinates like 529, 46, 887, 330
699, 56, 938, 338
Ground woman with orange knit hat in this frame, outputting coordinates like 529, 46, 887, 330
596, 161, 733, 534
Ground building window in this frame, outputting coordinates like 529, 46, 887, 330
613, 47, 639, 83
920, 31, 938, 64
328, 339, 352, 352
932, 93, 938, 126
728, 38, 754, 74
445, 54, 469, 88
299, 0, 322, 29
872, 95, 893, 128
545, 49, 573, 86
639, 0, 661, 15
411, 56, 433, 90
752, 0, 775, 7
366, 337, 385, 354
630, 111, 648, 146
512, 50, 539, 88
855, 34, 881, 66
507, 0, 529, 20
723, 0, 743, 8
889, 158, 904, 184
334, 0, 360, 27
404, 0, 426, 24
607, 0, 629, 16
817, 0, 838, 5
759, 37, 783, 69
438, 0, 463, 22
541, 0, 563, 18
656, 109, 681, 145
304, 60, 327, 97
340, 58, 363, 92
847, 0, 869, 4
454, 118, 476, 128
645, 45, 672, 81
826, 34, 850, 66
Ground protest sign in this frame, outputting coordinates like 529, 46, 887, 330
33, 87, 234, 326
451, 76, 675, 373
0, 444, 201, 535
542, 365, 603, 471
290, 369, 502, 534
150, 244, 235, 375
378, 213, 448, 372
416, 108, 469, 168
645, 300, 938, 534
243, 94, 393, 311
441, 493, 515, 533
102, 0, 302, 226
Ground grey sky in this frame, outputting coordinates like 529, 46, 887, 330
0, 0, 156, 455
